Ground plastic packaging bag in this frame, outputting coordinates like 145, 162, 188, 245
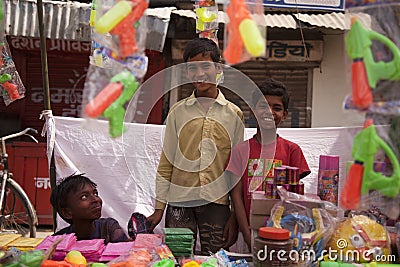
223, 0, 265, 65
267, 187, 338, 266
340, 1, 400, 220
0, 40, 26, 105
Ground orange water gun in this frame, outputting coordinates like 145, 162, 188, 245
346, 17, 400, 110
95, 0, 148, 58
223, 0, 265, 65
0, 73, 20, 100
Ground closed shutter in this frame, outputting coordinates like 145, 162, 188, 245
177, 59, 311, 128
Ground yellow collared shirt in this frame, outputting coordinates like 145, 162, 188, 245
155, 90, 244, 209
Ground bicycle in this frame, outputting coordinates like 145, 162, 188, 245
0, 128, 39, 237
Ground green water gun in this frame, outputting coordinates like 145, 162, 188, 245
340, 119, 400, 209
84, 71, 139, 138
346, 17, 400, 110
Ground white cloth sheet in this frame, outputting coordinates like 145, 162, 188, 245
49, 116, 363, 250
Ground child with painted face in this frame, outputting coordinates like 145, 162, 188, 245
50, 174, 129, 244
147, 38, 245, 254
226, 78, 310, 249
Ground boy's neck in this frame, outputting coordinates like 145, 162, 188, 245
194, 86, 218, 99
195, 88, 218, 112
255, 130, 277, 144
72, 220, 97, 240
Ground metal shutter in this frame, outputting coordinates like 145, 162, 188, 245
177, 60, 311, 128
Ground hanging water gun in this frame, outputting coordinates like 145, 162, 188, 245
84, 71, 139, 138
95, 0, 148, 58
195, 7, 217, 32
346, 17, 400, 110
0, 73, 20, 100
223, 0, 265, 65
340, 119, 400, 210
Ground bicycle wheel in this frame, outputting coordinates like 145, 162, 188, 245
0, 178, 37, 237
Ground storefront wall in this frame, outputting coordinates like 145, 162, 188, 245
311, 32, 364, 127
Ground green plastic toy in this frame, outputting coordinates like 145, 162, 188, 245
345, 18, 400, 109
340, 119, 400, 209
102, 70, 139, 138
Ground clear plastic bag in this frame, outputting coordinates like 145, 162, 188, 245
223, 0, 265, 65
340, 1, 400, 220
0, 39, 26, 106
267, 187, 338, 266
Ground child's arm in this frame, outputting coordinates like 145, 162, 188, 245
107, 218, 130, 243
289, 143, 311, 178
230, 172, 251, 249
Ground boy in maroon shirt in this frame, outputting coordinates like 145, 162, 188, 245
226, 78, 310, 249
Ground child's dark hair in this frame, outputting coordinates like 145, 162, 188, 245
252, 78, 290, 110
50, 173, 97, 224
183, 38, 220, 63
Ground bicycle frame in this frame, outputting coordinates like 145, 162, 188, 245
0, 128, 39, 225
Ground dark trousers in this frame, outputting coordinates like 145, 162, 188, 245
165, 202, 230, 255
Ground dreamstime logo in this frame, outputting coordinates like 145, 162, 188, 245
336, 238, 348, 249
256, 244, 396, 263
121, 62, 277, 207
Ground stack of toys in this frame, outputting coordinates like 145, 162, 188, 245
163, 228, 194, 258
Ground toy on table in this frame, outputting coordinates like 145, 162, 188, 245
84, 70, 139, 138
223, 0, 265, 65
345, 17, 400, 110
95, 0, 148, 58
268, 206, 324, 254
327, 215, 391, 263
340, 119, 400, 211
64, 251, 86, 266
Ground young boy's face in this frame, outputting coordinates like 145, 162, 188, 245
62, 183, 103, 222
255, 95, 288, 129
186, 52, 221, 98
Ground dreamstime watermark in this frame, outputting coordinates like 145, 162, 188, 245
256, 239, 396, 263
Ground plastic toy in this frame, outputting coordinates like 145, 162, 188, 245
195, 7, 217, 32
340, 119, 400, 210
153, 259, 175, 267
84, 71, 139, 138
41, 260, 73, 267
0, 73, 20, 100
223, 0, 265, 64
95, 1, 132, 34
268, 206, 324, 257
345, 17, 400, 110
18, 250, 44, 267
327, 215, 390, 263
95, 0, 148, 57
64, 251, 86, 266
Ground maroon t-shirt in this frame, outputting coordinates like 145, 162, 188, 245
226, 135, 311, 219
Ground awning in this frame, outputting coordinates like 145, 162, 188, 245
4, 0, 369, 43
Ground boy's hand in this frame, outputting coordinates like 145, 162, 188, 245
222, 211, 239, 249
243, 228, 252, 250
147, 209, 164, 233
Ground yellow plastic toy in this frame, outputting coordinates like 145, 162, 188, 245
64, 251, 87, 266
327, 215, 390, 263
